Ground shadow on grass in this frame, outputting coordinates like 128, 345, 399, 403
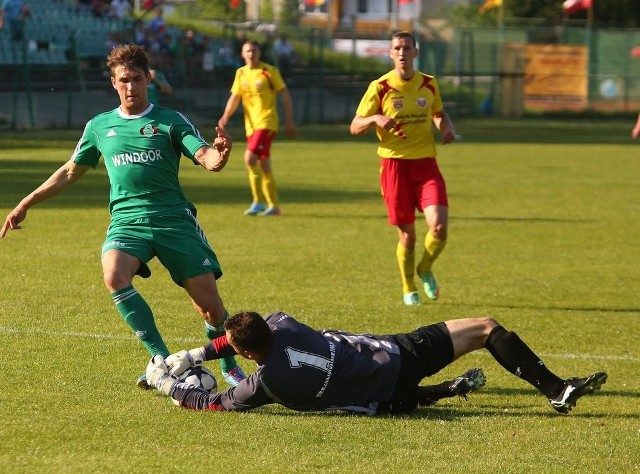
444, 301, 640, 314
470, 386, 637, 400
235, 384, 634, 421
454, 215, 593, 224
224, 120, 638, 145
1, 118, 637, 147
0, 159, 381, 209
249, 403, 630, 421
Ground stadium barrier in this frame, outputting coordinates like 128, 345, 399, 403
2, 21, 640, 130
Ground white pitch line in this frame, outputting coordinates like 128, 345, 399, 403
1, 326, 638, 363
474, 350, 639, 363
0, 326, 202, 345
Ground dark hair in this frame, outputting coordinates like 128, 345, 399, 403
391, 31, 416, 48
225, 311, 273, 353
242, 39, 261, 50
106, 44, 150, 77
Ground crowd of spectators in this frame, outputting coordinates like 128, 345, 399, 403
100, 4, 206, 87
76, 0, 131, 19
59, 1, 298, 89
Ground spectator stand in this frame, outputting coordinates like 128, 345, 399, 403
0, 0, 130, 129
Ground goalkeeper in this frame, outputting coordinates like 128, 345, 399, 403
147, 311, 606, 415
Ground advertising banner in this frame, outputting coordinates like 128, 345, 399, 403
524, 44, 588, 111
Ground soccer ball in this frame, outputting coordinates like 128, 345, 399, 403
177, 366, 218, 393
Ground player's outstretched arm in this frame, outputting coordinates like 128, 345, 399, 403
194, 127, 233, 172
1, 161, 90, 238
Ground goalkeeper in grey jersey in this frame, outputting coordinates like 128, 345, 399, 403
147, 311, 606, 415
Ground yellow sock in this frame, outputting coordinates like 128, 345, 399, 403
396, 242, 418, 294
417, 232, 447, 276
261, 172, 279, 208
247, 165, 264, 203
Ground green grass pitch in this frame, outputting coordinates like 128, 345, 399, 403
0, 118, 639, 472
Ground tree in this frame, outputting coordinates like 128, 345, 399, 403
261, 0, 274, 21
185, 0, 245, 23
279, 0, 302, 27
588, 0, 640, 27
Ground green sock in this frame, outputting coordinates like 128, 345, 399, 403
113, 286, 169, 357
219, 355, 238, 373
204, 312, 238, 373
204, 318, 225, 339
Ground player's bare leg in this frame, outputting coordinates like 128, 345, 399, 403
446, 317, 607, 413
184, 273, 247, 387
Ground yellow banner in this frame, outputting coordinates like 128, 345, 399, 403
524, 44, 588, 111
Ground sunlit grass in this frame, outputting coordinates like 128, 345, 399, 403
1, 119, 638, 472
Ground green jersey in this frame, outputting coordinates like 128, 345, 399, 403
72, 104, 208, 222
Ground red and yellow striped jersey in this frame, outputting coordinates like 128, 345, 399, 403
231, 62, 286, 135
355, 70, 443, 159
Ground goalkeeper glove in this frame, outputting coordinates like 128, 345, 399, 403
145, 355, 178, 396
165, 347, 206, 377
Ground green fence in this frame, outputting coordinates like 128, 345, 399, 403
444, 26, 640, 115
3, 19, 640, 130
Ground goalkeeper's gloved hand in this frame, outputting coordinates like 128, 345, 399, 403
165, 347, 206, 377
145, 355, 178, 396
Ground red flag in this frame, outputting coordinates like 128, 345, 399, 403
230, 0, 240, 8
562, 0, 592, 15
399, 0, 414, 5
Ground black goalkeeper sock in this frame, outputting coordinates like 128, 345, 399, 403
416, 382, 456, 406
485, 325, 565, 399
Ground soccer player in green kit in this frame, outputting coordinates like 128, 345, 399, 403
0, 44, 247, 388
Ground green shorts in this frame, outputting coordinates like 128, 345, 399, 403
102, 210, 222, 285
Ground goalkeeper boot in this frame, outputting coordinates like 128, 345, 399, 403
244, 202, 267, 216
448, 367, 486, 400
222, 366, 247, 387
417, 368, 486, 406
403, 291, 421, 306
549, 372, 607, 414
419, 271, 440, 300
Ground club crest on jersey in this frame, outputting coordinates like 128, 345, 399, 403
140, 123, 159, 137
393, 98, 404, 110
416, 97, 428, 108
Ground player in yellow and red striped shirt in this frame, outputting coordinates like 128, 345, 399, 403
351, 31, 456, 306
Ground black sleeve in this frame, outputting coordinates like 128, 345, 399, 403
171, 373, 274, 411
